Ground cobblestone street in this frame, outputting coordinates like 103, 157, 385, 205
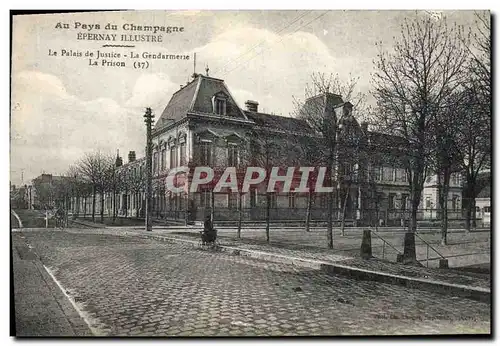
13, 230, 490, 336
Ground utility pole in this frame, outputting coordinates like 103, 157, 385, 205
144, 107, 154, 232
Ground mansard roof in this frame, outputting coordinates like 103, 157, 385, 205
244, 111, 315, 135
367, 131, 407, 148
156, 79, 198, 127
155, 74, 247, 129
365, 130, 408, 165
117, 157, 146, 170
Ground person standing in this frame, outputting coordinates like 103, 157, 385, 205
203, 214, 216, 243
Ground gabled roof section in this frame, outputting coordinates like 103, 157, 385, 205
155, 77, 200, 128
155, 74, 247, 129
366, 130, 408, 159
192, 76, 247, 119
367, 131, 407, 147
244, 111, 315, 135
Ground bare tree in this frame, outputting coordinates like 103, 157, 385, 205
65, 165, 84, 219
371, 15, 469, 262
465, 11, 490, 115
285, 119, 323, 233
77, 151, 114, 222
294, 72, 366, 248
102, 160, 126, 223
125, 162, 146, 218
430, 91, 464, 245
233, 137, 252, 239
79, 181, 93, 218
456, 12, 491, 231
451, 86, 491, 231
249, 131, 287, 243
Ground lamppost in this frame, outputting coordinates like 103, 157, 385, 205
144, 107, 154, 232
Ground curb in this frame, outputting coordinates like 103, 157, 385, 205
11, 210, 23, 228
128, 231, 490, 304
12, 235, 93, 336
69, 219, 107, 228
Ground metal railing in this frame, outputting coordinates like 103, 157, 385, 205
414, 232, 446, 267
371, 228, 402, 261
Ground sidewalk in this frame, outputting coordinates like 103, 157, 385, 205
61, 226, 491, 303
12, 234, 93, 336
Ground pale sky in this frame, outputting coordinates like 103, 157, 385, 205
10, 10, 483, 186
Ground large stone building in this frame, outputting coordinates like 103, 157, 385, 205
101, 72, 462, 226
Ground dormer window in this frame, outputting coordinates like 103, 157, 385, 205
215, 98, 226, 115
212, 93, 228, 115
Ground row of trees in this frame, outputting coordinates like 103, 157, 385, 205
34, 151, 146, 224
262, 11, 490, 256
366, 13, 490, 259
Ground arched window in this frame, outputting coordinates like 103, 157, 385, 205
178, 132, 187, 166
199, 141, 212, 166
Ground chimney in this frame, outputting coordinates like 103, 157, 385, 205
115, 150, 123, 167
128, 151, 136, 163
115, 156, 123, 167
245, 100, 259, 112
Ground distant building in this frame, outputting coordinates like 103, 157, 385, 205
475, 175, 491, 227
421, 173, 463, 220
10, 184, 29, 209
31, 173, 66, 209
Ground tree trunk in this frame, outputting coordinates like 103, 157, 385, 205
265, 193, 270, 243
471, 194, 477, 229
464, 183, 475, 232
112, 190, 117, 223
63, 194, 68, 227
465, 203, 471, 232
327, 189, 334, 249
340, 187, 350, 236
124, 191, 128, 217
100, 192, 105, 223
83, 196, 87, 218
441, 204, 448, 245
402, 182, 419, 263
74, 194, 80, 219
136, 193, 140, 218
472, 199, 477, 229
305, 190, 312, 232
211, 190, 215, 225
237, 192, 242, 239
326, 160, 335, 250
92, 186, 96, 222
438, 171, 451, 246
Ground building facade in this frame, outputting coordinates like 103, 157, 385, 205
74, 72, 464, 226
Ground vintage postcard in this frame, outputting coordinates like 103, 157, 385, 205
10, 10, 491, 337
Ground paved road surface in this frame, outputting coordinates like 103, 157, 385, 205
12, 230, 490, 336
